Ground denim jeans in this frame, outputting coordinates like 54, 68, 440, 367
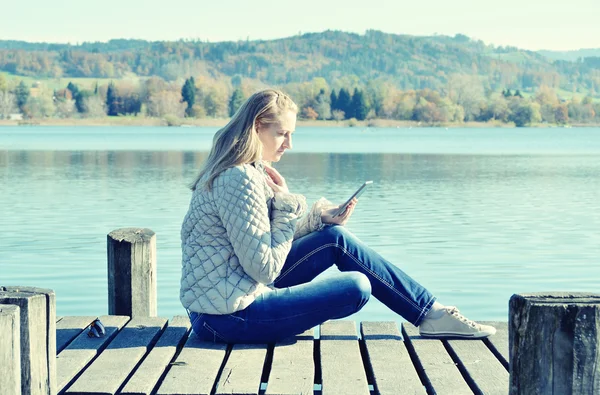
189, 225, 435, 343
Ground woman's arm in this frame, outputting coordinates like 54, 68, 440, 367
212, 166, 306, 284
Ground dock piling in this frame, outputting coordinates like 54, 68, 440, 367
107, 228, 157, 317
0, 304, 21, 395
0, 286, 56, 395
509, 292, 600, 395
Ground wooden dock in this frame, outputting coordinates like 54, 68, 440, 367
55, 316, 508, 395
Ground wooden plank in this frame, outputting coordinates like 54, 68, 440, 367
56, 315, 130, 393
361, 321, 425, 395
266, 329, 314, 395
120, 316, 191, 395
56, 316, 97, 354
215, 343, 268, 395
0, 304, 21, 395
402, 323, 472, 395
320, 320, 369, 395
446, 338, 509, 395
481, 321, 508, 370
156, 332, 228, 395
64, 316, 166, 395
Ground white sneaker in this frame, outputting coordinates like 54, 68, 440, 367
419, 306, 496, 339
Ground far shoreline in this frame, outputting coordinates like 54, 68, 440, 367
0, 117, 597, 128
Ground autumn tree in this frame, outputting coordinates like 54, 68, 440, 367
0, 91, 16, 118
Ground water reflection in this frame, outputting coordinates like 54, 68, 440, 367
1, 149, 599, 322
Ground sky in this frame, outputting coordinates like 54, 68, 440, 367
1, 0, 598, 51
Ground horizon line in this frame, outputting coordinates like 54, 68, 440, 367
0, 29, 597, 53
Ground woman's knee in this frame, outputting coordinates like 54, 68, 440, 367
342, 272, 371, 309
321, 224, 355, 245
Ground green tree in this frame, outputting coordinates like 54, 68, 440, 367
350, 88, 369, 120
67, 82, 79, 97
503, 89, 513, 98
15, 81, 30, 111
514, 90, 523, 98
74, 90, 94, 113
509, 100, 541, 127
106, 82, 119, 116
336, 88, 351, 119
181, 77, 196, 117
229, 87, 245, 116
330, 90, 338, 111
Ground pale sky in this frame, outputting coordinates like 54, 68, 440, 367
2, 0, 598, 51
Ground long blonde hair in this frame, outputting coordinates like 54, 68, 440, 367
190, 89, 298, 191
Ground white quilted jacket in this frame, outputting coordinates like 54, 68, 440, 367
180, 162, 329, 315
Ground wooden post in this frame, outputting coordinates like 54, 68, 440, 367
107, 228, 157, 317
509, 292, 600, 395
0, 286, 56, 395
0, 304, 21, 395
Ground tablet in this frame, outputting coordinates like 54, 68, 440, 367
332, 180, 373, 217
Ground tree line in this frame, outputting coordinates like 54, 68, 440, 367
0, 73, 598, 126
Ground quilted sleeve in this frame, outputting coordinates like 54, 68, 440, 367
294, 197, 333, 240
212, 166, 305, 285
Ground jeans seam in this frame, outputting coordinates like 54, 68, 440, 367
203, 321, 229, 343
190, 313, 204, 328
415, 296, 437, 326
275, 243, 338, 283
277, 241, 429, 325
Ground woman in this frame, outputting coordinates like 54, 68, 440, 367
180, 89, 495, 343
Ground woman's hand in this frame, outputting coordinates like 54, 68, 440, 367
264, 165, 289, 194
321, 198, 357, 226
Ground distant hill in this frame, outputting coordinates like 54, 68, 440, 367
0, 30, 598, 94
538, 48, 600, 62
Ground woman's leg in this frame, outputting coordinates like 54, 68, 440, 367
274, 225, 435, 326
190, 271, 371, 343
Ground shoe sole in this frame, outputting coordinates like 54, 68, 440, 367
419, 331, 495, 339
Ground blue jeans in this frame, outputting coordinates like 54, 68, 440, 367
189, 225, 435, 343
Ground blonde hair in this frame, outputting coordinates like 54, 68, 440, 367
190, 89, 298, 191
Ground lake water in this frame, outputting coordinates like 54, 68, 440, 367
1, 126, 599, 325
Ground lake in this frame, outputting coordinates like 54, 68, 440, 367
1, 126, 599, 325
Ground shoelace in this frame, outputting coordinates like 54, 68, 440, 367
445, 306, 479, 329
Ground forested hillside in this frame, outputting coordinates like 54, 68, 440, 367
0, 31, 599, 126
1, 30, 599, 93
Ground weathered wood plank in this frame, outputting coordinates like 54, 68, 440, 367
0, 304, 21, 395
320, 320, 369, 395
446, 338, 509, 395
65, 316, 167, 395
56, 315, 130, 393
402, 323, 472, 395
215, 343, 268, 395
361, 321, 425, 395
265, 329, 314, 395
56, 316, 97, 354
120, 316, 191, 395
0, 286, 56, 395
156, 332, 228, 395
481, 321, 508, 370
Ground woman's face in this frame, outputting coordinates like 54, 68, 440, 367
256, 110, 296, 162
